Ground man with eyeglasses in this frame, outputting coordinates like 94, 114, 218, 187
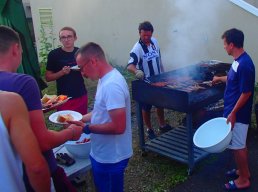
45, 26, 88, 115
72, 42, 133, 192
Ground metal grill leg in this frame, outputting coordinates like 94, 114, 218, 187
136, 102, 145, 149
186, 113, 194, 175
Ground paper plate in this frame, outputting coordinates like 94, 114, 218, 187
70, 65, 80, 70
49, 110, 82, 125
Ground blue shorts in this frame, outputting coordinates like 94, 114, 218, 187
90, 156, 129, 192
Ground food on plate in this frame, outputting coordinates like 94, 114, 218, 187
76, 138, 91, 144
56, 114, 74, 123
41, 94, 58, 104
57, 95, 68, 101
41, 94, 69, 110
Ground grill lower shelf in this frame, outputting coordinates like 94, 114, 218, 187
144, 126, 209, 164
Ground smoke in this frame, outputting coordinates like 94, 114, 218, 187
163, 0, 226, 70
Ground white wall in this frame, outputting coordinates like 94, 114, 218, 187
30, 0, 258, 78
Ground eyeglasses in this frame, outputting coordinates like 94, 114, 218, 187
78, 59, 91, 71
78, 64, 86, 71
59, 35, 74, 41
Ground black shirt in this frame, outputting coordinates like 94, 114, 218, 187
46, 47, 87, 98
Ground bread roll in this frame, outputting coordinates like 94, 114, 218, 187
41, 94, 50, 104
57, 114, 74, 123
41, 94, 57, 104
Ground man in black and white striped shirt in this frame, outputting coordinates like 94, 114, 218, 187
127, 21, 172, 139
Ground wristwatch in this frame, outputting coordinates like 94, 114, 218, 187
83, 124, 91, 134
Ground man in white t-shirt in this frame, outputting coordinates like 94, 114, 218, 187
127, 21, 172, 139
73, 42, 133, 192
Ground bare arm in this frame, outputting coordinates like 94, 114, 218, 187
127, 64, 137, 74
227, 92, 252, 128
45, 66, 70, 82
81, 112, 92, 123
212, 75, 227, 84
89, 108, 126, 134
1, 93, 51, 192
29, 110, 83, 151
127, 64, 145, 79
71, 108, 126, 134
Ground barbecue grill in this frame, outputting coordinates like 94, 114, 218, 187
132, 61, 231, 174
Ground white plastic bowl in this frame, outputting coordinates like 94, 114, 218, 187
193, 117, 232, 153
64, 133, 91, 158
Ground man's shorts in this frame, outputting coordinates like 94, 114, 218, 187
141, 103, 152, 112
228, 122, 249, 150
90, 156, 129, 192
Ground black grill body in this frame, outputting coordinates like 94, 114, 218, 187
132, 62, 231, 174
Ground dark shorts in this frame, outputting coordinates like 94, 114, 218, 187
141, 103, 153, 112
